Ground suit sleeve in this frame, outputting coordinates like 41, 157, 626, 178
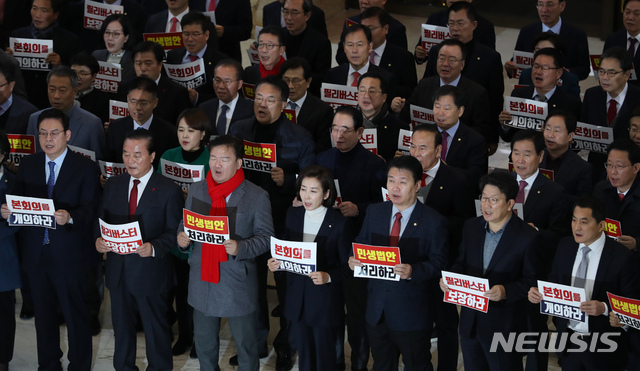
281, 133, 315, 196
569, 29, 591, 81
504, 232, 543, 304
410, 213, 448, 283
235, 187, 274, 260
149, 182, 185, 258
326, 216, 355, 283
67, 160, 101, 231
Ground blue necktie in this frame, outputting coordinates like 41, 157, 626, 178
43, 161, 55, 244
217, 104, 229, 135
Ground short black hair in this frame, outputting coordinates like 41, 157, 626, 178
279, 57, 312, 80
534, 47, 564, 69
0, 130, 9, 164
181, 11, 210, 32
33, 0, 63, 13
630, 106, 640, 122
510, 129, 545, 155
209, 134, 244, 159
449, 1, 477, 22
127, 76, 158, 99
70, 51, 100, 75
256, 75, 289, 102
0, 60, 15, 83
432, 85, 464, 108
360, 6, 392, 27
133, 41, 164, 65
284, 0, 312, 14
357, 71, 388, 94
438, 39, 468, 60
344, 23, 372, 44
296, 165, 337, 208
608, 138, 640, 164
624, 0, 640, 10
37, 108, 70, 132
573, 196, 607, 224
545, 110, 577, 134
480, 170, 519, 202
334, 105, 363, 130
177, 108, 210, 147
47, 65, 78, 87
387, 155, 423, 184
258, 25, 285, 45
601, 46, 634, 72
100, 14, 133, 49
214, 59, 244, 81
124, 128, 155, 155
413, 124, 442, 147
532, 32, 567, 55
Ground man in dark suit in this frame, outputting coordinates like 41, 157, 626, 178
592, 139, 640, 252
10, 0, 80, 109
316, 106, 387, 371
117, 41, 193, 126
280, 57, 333, 153
146, 0, 219, 51
540, 111, 594, 198
603, 0, 640, 87
349, 155, 448, 371
96, 129, 184, 371
432, 85, 487, 187
507, 0, 590, 80
262, 0, 327, 37
0, 61, 37, 134
108, 76, 178, 166
71, 52, 110, 124
581, 47, 640, 182
1, 108, 100, 371
166, 12, 228, 105
442, 170, 542, 371
528, 196, 639, 371
242, 26, 287, 85
422, 2, 502, 154
409, 124, 474, 371
499, 47, 581, 142
281, 0, 331, 96
360, 7, 416, 100
198, 59, 253, 135
335, 0, 407, 65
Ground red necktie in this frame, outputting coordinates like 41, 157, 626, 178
619, 192, 625, 202
369, 50, 377, 66
607, 99, 617, 127
421, 173, 428, 187
189, 54, 199, 62
629, 37, 638, 56
208, 0, 216, 11
389, 212, 402, 247
351, 71, 360, 87
440, 131, 449, 160
515, 180, 527, 204
129, 179, 140, 221
170, 17, 178, 33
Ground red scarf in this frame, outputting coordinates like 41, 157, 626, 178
201, 168, 245, 283
260, 56, 285, 78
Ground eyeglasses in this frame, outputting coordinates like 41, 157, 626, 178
598, 69, 625, 78
213, 78, 238, 86
255, 95, 280, 105
479, 196, 502, 205
127, 97, 152, 108
282, 77, 305, 85
604, 163, 633, 171
104, 31, 123, 38
532, 63, 560, 71
255, 42, 281, 50
437, 55, 462, 64
38, 130, 64, 139
182, 31, 205, 38
358, 88, 382, 96
330, 127, 356, 135
282, 9, 303, 17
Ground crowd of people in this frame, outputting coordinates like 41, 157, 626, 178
1, 0, 640, 370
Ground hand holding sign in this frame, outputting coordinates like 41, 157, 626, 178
348, 256, 362, 270
580, 300, 606, 316
309, 271, 329, 285
394, 264, 412, 280
338, 201, 358, 217
528, 287, 543, 304
617, 235, 637, 251
224, 239, 238, 256
271, 167, 284, 187
0, 204, 10, 220
610, 311, 623, 327
390, 97, 406, 113
267, 257, 281, 272
95, 237, 111, 253
44, 52, 61, 66
54, 209, 71, 225
485, 285, 506, 302
137, 242, 153, 257
177, 231, 191, 248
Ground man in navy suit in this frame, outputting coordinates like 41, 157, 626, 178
442, 170, 542, 371
262, 0, 327, 37
198, 59, 254, 135
604, 0, 640, 87
0, 61, 37, 134
349, 155, 448, 371
528, 196, 639, 371
96, 129, 184, 371
2, 108, 101, 371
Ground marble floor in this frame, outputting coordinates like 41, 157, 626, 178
8, 7, 608, 371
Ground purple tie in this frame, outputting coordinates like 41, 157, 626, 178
440, 131, 449, 161
515, 180, 527, 204
629, 37, 638, 56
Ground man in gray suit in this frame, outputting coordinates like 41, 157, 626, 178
177, 135, 273, 371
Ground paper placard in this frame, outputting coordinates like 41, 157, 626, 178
571, 121, 613, 154
420, 24, 450, 53
7, 134, 36, 166
7, 195, 56, 229
143, 32, 184, 51
99, 219, 142, 254
68, 145, 96, 162
109, 100, 129, 122
609, 292, 640, 330
512, 50, 534, 79
334, 179, 342, 206
360, 128, 377, 155
99, 160, 128, 178
353, 243, 401, 281
164, 59, 206, 90
398, 129, 412, 154
409, 104, 435, 128
504, 96, 548, 131
442, 270, 490, 312
94, 61, 122, 93
84, 0, 123, 30
283, 108, 297, 123
321, 83, 358, 110
10, 37, 52, 71
160, 158, 205, 191
604, 218, 622, 239
242, 83, 255, 100
537, 280, 586, 322
242, 140, 277, 173
271, 236, 317, 276
246, 48, 260, 65
183, 209, 229, 244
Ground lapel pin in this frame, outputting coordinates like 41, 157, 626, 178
413, 222, 417, 226
329, 224, 332, 228
457, 138, 461, 141
537, 190, 540, 194
440, 186, 443, 189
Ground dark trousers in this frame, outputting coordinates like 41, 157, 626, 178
291, 320, 338, 371
29, 264, 92, 371
0, 290, 15, 364
366, 316, 432, 371
255, 251, 270, 356
430, 285, 459, 371
110, 286, 172, 371
172, 255, 193, 343
341, 279, 370, 370
460, 331, 522, 371
524, 304, 549, 371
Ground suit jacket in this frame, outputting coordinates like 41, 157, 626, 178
592, 176, 640, 243
0, 95, 37, 134
549, 236, 639, 370
77, 87, 110, 124
452, 215, 542, 337
377, 42, 417, 99
363, 104, 410, 161
262, 0, 327, 37
198, 95, 254, 134
604, 30, 640, 87
296, 93, 334, 153
356, 201, 448, 331
145, 9, 219, 52
166, 45, 229, 103
0, 168, 19, 292
425, 40, 503, 144
282, 206, 352, 327
12, 150, 101, 277
501, 85, 582, 142
315, 143, 387, 228
514, 21, 590, 80
443, 123, 488, 187
425, 10, 495, 50
102, 171, 184, 295
92, 49, 136, 81
519, 67, 581, 99
27, 106, 106, 160
400, 75, 492, 144
336, 14, 407, 65
284, 26, 332, 96
106, 116, 178, 166
324, 63, 397, 105
0, 0, 32, 49
117, 75, 193, 126
539, 148, 593, 198
180, 178, 273, 317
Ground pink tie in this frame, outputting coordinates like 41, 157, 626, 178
515, 180, 527, 204
170, 17, 178, 33
440, 131, 449, 160
369, 50, 377, 65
